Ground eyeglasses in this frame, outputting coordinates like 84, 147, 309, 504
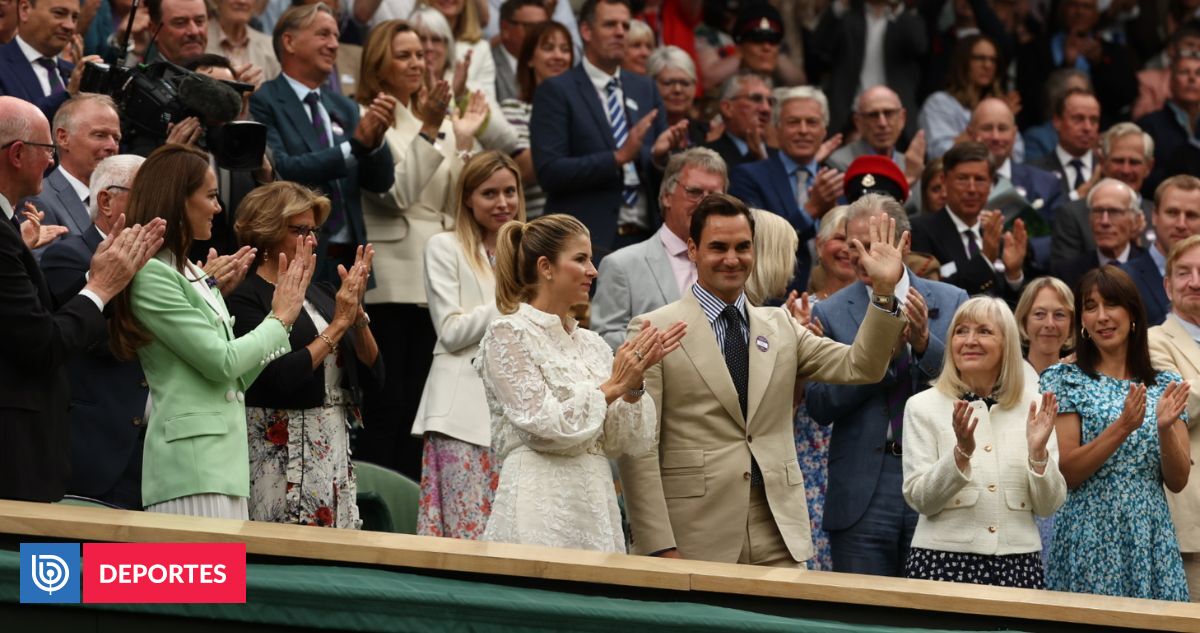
858, 108, 902, 121
1089, 206, 1131, 219
287, 224, 321, 238
679, 185, 719, 202
1, 139, 57, 160
657, 77, 696, 90
419, 34, 447, 46
732, 93, 776, 107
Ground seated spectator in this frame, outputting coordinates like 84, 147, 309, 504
23, 94, 120, 252
412, 151, 524, 538
917, 0, 1014, 105
1138, 50, 1200, 199
729, 86, 840, 292
1040, 266, 1190, 601
1022, 69, 1091, 164
647, 45, 709, 148
909, 141, 1028, 303
39, 154, 148, 510
1055, 178, 1145, 291
0, 0, 92, 120
0, 0, 17, 44
490, 0, 547, 103
1051, 123, 1155, 266
699, 3, 801, 95
228, 181, 381, 529
903, 296, 1066, 589
828, 86, 924, 190
704, 72, 772, 168
1015, 0, 1137, 131
591, 147, 726, 349
501, 20, 572, 218
206, 0, 281, 82
1029, 89, 1102, 205
919, 34, 1022, 161
916, 157, 945, 216
1133, 23, 1200, 120
418, 0, 496, 103
144, 0, 207, 65
249, 2, 395, 285
1149, 234, 1200, 600
1122, 176, 1200, 328
622, 18, 653, 76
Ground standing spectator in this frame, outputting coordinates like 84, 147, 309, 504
622, 18, 653, 76
413, 151, 524, 539
1123, 176, 1200, 328
1016, 276, 1076, 376
919, 35, 1021, 161
294, 0, 364, 98
1054, 178, 1145, 291
0, 0, 92, 121
1022, 70, 1092, 164
969, 97, 1062, 223
1040, 266, 1190, 601
646, 46, 708, 149
1137, 51, 1200, 199
144, 0, 208, 65
808, 193, 967, 577
704, 73, 772, 169
491, 0, 547, 103
228, 182, 381, 529
828, 86, 924, 190
353, 19, 486, 479
902, 297, 1066, 589
530, 0, 684, 259
1132, 23, 1200, 121
481, 0, 581, 53
206, 0, 281, 82
249, 2, 395, 285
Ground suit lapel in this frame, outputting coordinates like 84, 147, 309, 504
83, 225, 103, 253
49, 171, 88, 234
5, 43, 44, 100
274, 80, 323, 153
745, 307, 777, 427
1164, 317, 1200, 377
934, 211, 970, 269
766, 156, 800, 218
644, 238, 681, 304
573, 67, 615, 149
844, 282, 869, 330
678, 293, 745, 427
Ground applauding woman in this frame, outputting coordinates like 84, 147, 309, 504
1040, 266, 1191, 601
109, 144, 313, 519
903, 297, 1067, 588
477, 214, 686, 552
228, 182, 382, 529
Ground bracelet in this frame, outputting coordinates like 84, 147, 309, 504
1028, 454, 1049, 469
317, 332, 338, 353
954, 445, 973, 461
626, 381, 646, 398
266, 313, 293, 333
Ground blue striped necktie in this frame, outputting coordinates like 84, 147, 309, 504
605, 79, 638, 207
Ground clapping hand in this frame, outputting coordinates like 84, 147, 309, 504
1026, 391, 1058, 464
452, 90, 489, 148
1113, 382, 1147, 435
953, 399, 979, 457
269, 235, 316, 327
786, 290, 823, 337
1001, 218, 1027, 281
815, 133, 843, 165
85, 215, 167, 303
606, 320, 687, 401
980, 210, 1003, 261
19, 203, 69, 250
848, 212, 907, 296
202, 246, 255, 297
335, 244, 374, 327
902, 287, 929, 354
1157, 381, 1190, 432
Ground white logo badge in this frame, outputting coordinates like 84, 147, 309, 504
31, 554, 70, 595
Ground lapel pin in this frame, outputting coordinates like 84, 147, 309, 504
756, 335, 769, 352
928, 308, 939, 320
625, 97, 638, 112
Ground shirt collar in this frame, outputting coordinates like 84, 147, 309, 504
692, 282, 746, 327
1171, 312, 1200, 345
1167, 100, 1195, 136
657, 224, 689, 257
944, 206, 979, 233
0, 193, 14, 221
283, 72, 320, 102
1150, 241, 1168, 277
1097, 243, 1132, 267
1055, 144, 1090, 172
58, 166, 90, 202
582, 56, 620, 93
996, 158, 1013, 181
210, 20, 248, 49
778, 152, 816, 179
518, 302, 578, 334
14, 35, 50, 64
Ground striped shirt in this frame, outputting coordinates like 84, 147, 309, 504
692, 284, 749, 351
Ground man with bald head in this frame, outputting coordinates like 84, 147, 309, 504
0, 96, 163, 502
970, 97, 1062, 217
828, 86, 924, 188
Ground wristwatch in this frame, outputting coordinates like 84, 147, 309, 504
626, 381, 646, 398
872, 294, 897, 313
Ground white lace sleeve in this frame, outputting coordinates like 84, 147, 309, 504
478, 320, 606, 456
601, 396, 657, 457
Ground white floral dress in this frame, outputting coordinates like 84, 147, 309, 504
476, 303, 656, 552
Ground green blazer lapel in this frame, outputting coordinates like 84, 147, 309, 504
678, 293, 746, 428
745, 306, 778, 427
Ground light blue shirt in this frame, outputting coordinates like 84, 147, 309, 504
779, 153, 817, 203
692, 283, 748, 350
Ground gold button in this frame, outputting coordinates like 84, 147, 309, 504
987, 484, 997, 492
988, 526, 997, 533
984, 445, 993, 452
954, 499, 961, 506
743, 471, 751, 480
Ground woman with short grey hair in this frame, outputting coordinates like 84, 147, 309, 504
646, 45, 712, 147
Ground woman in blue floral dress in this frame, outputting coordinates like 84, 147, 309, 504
1039, 267, 1191, 601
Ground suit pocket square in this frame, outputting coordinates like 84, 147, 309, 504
625, 98, 638, 112
928, 308, 939, 320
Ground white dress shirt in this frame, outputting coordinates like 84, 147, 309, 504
1097, 243, 1133, 267
944, 206, 1024, 287
14, 35, 59, 97
1056, 144, 1093, 200
59, 166, 90, 203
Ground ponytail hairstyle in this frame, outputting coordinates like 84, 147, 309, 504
455, 150, 526, 278
494, 213, 589, 314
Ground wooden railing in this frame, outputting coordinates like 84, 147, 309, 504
0, 500, 1197, 632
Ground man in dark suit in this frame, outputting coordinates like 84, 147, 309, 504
704, 73, 772, 169
23, 94, 121, 258
1057, 178, 1145, 290
910, 141, 1028, 304
249, 2, 394, 284
1122, 175, 1200, 327
0, 96, 161, 503
1027, 89, 1101, 206
493, 0, 547, 103
530, 0, 684, 258
0, 0, 90, 120
808, 194, 967, 577
1136, 51, 1200, 200
39, 154, 148, 509
729, 86, 841, 291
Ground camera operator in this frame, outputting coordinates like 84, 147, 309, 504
0, 0, 102, 120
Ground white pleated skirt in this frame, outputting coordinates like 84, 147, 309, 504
145, 493, 249, 520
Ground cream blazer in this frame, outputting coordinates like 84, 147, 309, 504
902, 383, 1067, 556
362, 102, 462, 306
1148, 315, 1200, 552
617, 293, 905, 563
411, 232, 499, 447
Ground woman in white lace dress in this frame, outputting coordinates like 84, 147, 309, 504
476, 214, 686, 552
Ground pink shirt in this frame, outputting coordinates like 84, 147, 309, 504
658, 225, 697, 297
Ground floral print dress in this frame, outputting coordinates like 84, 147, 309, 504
1039, 363, 1188, 601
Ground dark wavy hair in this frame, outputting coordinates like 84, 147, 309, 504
517, 21, 574, 103
1073, 265, 1156, 385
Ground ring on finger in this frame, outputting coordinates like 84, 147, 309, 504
634, 349, 644, 361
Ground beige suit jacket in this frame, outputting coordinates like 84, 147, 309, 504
1148, 315, 1200, 552
618, 292, 905, 563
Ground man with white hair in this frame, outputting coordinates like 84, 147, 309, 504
729, 85, 842, 291
40, 154, 149, 509
1056, 177, 1145, 290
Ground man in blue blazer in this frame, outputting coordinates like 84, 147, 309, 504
806, 194, 968, 576
249, 3, 394, 285
1122, 175, 1200, 327
0, 0, 85, 121
729, 86, 841, 292
530, 0, 683, 259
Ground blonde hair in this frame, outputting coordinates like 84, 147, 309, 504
234, 181, 331, 255
494, 214, 589, 314
1014, 276, 1075, 349
1168, 234, 1200, 277
454, 151, 527, 277
419, 0, 482, 43
932, 297, 1026, 409
745, 208, 797, 306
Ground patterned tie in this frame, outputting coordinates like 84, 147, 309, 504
36, 58, 65, 97
964, 229, 980, 259
1069, 158, 1085, 190
303, 92, 331, 148
796, 167, 810, 210
722, 304, 761, 486
606, 79, 638, 207
303, 91, 345, 235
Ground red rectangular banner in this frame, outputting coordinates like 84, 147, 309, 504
82, 542, 246, 603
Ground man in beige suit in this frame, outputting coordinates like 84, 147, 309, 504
619, 193, 907, 566
1148, 232, 1200, 601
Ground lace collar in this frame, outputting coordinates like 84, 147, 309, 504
518, 302, 577, 334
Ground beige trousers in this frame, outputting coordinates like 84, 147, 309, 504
737, 484, 805, 568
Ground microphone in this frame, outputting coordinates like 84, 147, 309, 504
176, 72, 244, 126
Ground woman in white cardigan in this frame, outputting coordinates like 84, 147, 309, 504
413, 151, 525, 538
902, 296, 1067, 589
354, 19, 488, 478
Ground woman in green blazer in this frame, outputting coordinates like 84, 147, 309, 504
108, 144, 314, 519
